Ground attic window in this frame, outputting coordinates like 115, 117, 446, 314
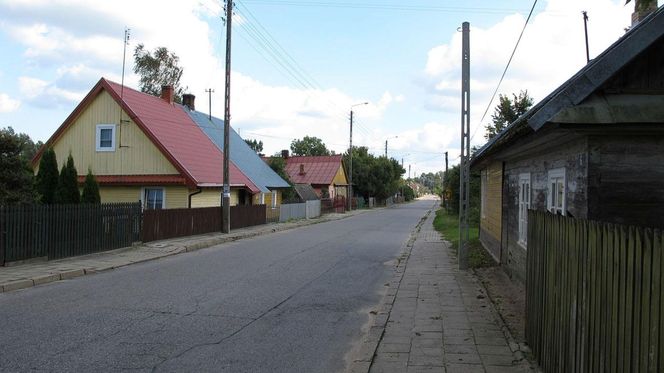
299, 164, 305, 175
96, 124, 116, 152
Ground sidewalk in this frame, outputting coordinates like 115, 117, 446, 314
349, 207, 535, 373
0, 209, 368, 294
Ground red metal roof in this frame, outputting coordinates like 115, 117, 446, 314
77, 175, 186, 186
37, 78, 260, 193
284, 155, 346, 185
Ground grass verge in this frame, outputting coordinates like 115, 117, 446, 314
433, 208, 495, 269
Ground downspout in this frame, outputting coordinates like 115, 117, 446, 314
188, 188, 203, 208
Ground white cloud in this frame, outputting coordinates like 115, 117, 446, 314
423, 0, 633, 144
0, 93, 21, 113
18, 76, 83, 107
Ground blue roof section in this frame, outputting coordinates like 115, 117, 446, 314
185, 108, 290, 192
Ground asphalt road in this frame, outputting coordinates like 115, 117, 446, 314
0, 200, 435, 372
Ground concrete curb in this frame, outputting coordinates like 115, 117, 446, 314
0, 209, 373, 294
346, 206, 434, 373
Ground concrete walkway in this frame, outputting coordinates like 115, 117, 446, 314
0, 210, 367, 293
349, 207, 534, 373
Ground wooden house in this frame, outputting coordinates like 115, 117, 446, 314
32, 78, 290, 209
471, 7, 664, 282
279, 153, 349, 199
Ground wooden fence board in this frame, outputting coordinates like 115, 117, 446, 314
526, 213, 664, 373
651, 230, 662, 372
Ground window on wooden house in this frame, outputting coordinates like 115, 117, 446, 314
518, 173, 531, 247
271, 190, 277, 208
142, 187, 165, 209
547, 168, 566, 215
96, 124, 116, 152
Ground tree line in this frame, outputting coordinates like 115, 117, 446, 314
0, 127, 100, 205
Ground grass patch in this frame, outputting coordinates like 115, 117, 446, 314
433, 208, 495, 269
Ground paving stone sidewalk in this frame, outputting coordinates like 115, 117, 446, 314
0, 210, 367, 294
350, 207, 535, 373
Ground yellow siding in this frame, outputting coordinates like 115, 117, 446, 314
332, 165, 348, 185
165, 187, 188, 209
255, 190, 282, 207
99, 186, 188, 209
100, 187, 142, 204
43, 90, 178, 176
481, 161, 503, 242
191, 189, 221, 208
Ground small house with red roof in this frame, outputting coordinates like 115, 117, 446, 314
32, 78, 290, 209
280, 152, 349, 199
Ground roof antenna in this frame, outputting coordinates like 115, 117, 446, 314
121, 27, 131, 102
119, 27, 131, 150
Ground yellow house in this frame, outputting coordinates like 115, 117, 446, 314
33, 78, 290, 209
281, 154, 348, 198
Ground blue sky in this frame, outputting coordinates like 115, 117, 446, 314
0, 0, 653, 176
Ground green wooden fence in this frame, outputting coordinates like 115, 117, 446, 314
0, 203, 141, 264
526, 210, 664, 373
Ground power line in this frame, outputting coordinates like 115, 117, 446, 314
470, 0, 539, 143
240, 0, 554, 15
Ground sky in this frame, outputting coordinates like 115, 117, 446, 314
0, 0, 658, 177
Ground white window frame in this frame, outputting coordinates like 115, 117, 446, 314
481, 169, 488, 219
271, 190, 277, 208
141, 187, 166, 210
96, 124, 116, 152
260, 192, 265, 205
547, 168, 566, 216
518, 173, 531, 247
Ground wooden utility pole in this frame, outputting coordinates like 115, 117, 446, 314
444, 151, 448, 209
348, 110, 354, 211
222, 0, 233, 234
459, 22, 471, 270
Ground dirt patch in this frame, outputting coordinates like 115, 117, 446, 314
474, 266, 527, 343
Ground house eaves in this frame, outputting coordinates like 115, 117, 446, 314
471, 5, 664, 167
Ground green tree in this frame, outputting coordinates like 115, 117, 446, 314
55, 154, 80, 204
343, 146, 405, 201
36, 147, 59, 204
244, 138, 263, 154
485, 90, 534, 140
267, 157, 297, 201
133, 44, 187, 103
442, 164, 481, 224
0, 127, 37, 204
290, 136, 330, 156
81, 168, 101, 204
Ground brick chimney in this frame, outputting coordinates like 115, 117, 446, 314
161, 85, 174, 104
632, 0, 658, 26
281, 149, 289, 159
299, 164, 306, 175
182, 94, 195, 110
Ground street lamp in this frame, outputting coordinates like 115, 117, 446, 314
349, 102, 368, 211
384, 136, 398, 158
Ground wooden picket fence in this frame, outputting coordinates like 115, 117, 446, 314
142, 207, 221, 242
142, 205, 268, 242
0, 203, 141, 264
526, 210, 664, 373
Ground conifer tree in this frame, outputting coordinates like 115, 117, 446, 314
36, 147, 59, 204
81, 168, 101, 204
55, 154, 80, 204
